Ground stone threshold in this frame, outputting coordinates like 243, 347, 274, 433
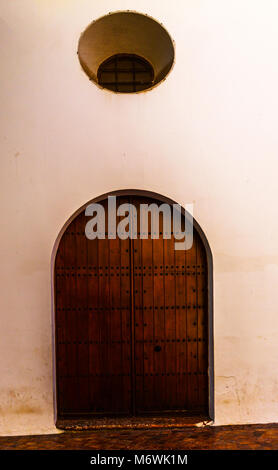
56, 414, 211, 431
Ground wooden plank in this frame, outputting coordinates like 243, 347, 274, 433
87, 212, 99, 413
163, 209, 177, 410
118, 196, 132, 414
175, 220, 187, 410
132, 198, 144, 413
141, 198, 156, 412
55, 231, 67, 414
152, 210, 166, 411
135, 197, 154, 411
196, 235, 208, 411
64, 219, 78, 411
74, 212, 89, 411
185, 230, 199, 410
96, 199, 110, 412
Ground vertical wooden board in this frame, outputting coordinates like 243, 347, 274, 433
55, 233, 67, 413
55, 237, 65, 339
119, 196, 132, 413
141, 214, 154, 411
109, 233, 121, 412
74, 212, 89, 410
64, 220, 78, 411
133, 197, 147, 412
57, 222, 77, 414
152, 216, 166, 411
120, 235, 132, 413
132, 196, 153, 411
163, 216, 177, 410
97, 199, 110, 411
175, 235, 187, 409
109, 196, 133, 415
185, 230, 199, 409
196, 235, 208, 410
87, 226, 99, 412
133, 218, 144, 412
87, 203, 103, 413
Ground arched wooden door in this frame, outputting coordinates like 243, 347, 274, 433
54, 194, 209, 419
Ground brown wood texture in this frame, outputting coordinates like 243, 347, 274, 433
54, 196, 208, 418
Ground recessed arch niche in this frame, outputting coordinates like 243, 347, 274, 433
51, 190, 214, 425
78, 11, 175, 93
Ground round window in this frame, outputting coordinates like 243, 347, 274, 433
78, 11, 174, 93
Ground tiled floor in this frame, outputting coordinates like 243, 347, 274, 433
1, 423, 278, 450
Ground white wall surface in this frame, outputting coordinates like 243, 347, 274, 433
1, 0, 278, 435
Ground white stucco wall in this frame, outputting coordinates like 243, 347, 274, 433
1, 0, 278, 435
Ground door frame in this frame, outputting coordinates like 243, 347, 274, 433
51, 189, 214, 424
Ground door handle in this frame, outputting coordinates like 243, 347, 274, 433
154, 345, 162, 352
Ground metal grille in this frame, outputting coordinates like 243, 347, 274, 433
97, 54, 154, 93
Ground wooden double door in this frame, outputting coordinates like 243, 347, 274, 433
55, 195, 208, 418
